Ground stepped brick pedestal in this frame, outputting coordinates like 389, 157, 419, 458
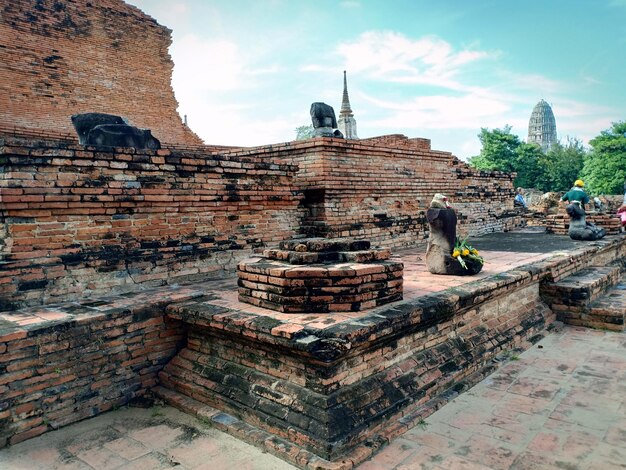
237, 238, 404, 313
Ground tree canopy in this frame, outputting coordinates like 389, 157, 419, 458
295, 125, 314, 141
469, 127, 587, 193
469, 126, 542, 189
581, 121, 626, 195
537, 137, 585, 192
469, 126, 520, 173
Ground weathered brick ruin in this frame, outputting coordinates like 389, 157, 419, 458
161, 279, 555, 461
1, 134, 521, 310
544, 208, 622, 236
0, 0, 202, 146
280, 135, 520, 247
1, 1, 625, 468
238, 238, 403, 312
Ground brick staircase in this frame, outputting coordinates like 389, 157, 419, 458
541, 266, 625, 331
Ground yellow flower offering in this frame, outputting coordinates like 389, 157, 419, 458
452, 237, 484, 269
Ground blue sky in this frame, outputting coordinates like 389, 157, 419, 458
130, 0, 626, 159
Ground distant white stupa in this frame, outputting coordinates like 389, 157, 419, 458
527, 99, 557, 151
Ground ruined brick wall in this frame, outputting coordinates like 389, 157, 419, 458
0, 0, 203, 146
1, 134, 519, 309
359, 134, 432, 150
2, 238, 624, 452
0, 289, 194, 447
0, 137, 304, 309
225, 136, 519, 249
544, 209, 622, 236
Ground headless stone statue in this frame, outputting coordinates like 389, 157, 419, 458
71, 113, 161, 150
71, 113, 126, 144
426, 195, 482, 275
566, 202, 606, 241
86, 124, 161, 150
310, 102, 344, 138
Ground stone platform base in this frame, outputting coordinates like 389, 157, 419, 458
160, 296, 552, 464
158, 238, 625, 465
1, 236, 624, 467
153, 348, 515, 470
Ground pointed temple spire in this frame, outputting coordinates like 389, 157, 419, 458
337, 70, 358, 139
340, 70, 353, 115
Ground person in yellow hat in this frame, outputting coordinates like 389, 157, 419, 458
561, 179, 590, 209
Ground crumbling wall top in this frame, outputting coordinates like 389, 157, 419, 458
0, 0, 203, 146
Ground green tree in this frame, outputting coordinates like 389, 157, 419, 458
536, 137, 586, 192
581, 121, 626, 194
513, 142, 543, 189
468, 126, 542, 188
469, 125, 520, 173
468, 126, 592, 193
295, 124, 314, 141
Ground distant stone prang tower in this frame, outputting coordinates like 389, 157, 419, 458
527, 99, 557, 151
337, 71, 358, 139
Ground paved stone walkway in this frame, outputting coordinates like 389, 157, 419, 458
1, 326, 624, 470
0, 405, 294, 470
358, 326, 626, 470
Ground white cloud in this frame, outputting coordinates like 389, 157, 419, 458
184, 102, 296, 147
363, 92, 515, 130
248, 65, 284, 76
164, 31, 292, 146
171, 34, 245, 94
551, 98, 614, 119
333, 31, 494, 91
460, 137, 481, 158
494, 70, 569, 98
130, 0, 190, 31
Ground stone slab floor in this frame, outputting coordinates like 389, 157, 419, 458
357, 326, 626, 470
0, 404, 295, 470
1, 326, 624, 470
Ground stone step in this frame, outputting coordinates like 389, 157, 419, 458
585, 278, 626, 331
543, 269, 625, 331
541, 266, 621, 310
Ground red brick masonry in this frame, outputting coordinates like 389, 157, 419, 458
0, 0, 202, 146
159, 238, 626, 463
541, 266, 625, 330
544, 209, 622, 236
0, 136, 304, 309
0, 238, 624, 465
260, 136, 522, 249
238, 238, 403, 313
1, 135, 522, 309
0, 286, 204, 447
